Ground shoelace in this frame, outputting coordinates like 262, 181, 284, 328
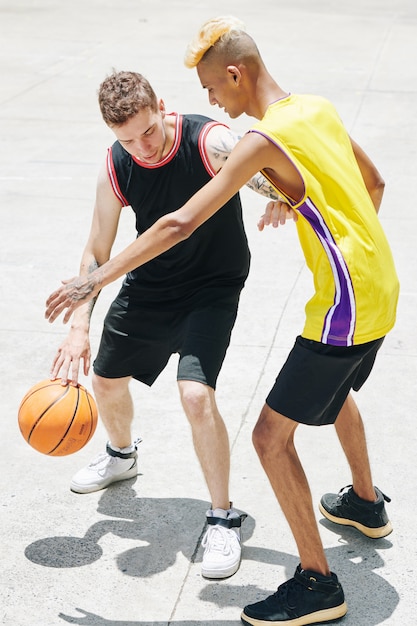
89, 452, 128, 469
272, 577, 301, 606
89, 453, 113, 468
202, 524, 237, 555
338, 490, 351, 507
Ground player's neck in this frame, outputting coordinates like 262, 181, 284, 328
161, 114, 177, 158
247, 72, 288, 120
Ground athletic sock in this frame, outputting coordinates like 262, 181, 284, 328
108, 442, 135, 455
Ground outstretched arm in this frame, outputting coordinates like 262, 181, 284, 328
45, 133, 271, 324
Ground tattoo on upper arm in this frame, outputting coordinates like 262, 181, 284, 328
207, 128, 284, 202
207, 129, 241, 166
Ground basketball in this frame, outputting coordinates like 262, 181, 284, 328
18, 379, 98, 456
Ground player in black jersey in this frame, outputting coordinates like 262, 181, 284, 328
47, 71, 289, 579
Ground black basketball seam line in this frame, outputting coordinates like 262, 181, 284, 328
48, 386, 81, 454
20, 381, 65, 411
27, 385, 71, 444
84, 390, 96, 442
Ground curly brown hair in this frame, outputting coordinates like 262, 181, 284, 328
98, 71, 158, 126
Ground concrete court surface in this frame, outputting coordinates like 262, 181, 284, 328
0, 0, 416, 624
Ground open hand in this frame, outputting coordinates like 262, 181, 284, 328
258, 200, 298, 231
45, 274, 101, 324
50, 327, 91, 386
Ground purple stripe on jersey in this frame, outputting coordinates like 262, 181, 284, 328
300, 198, 356, 346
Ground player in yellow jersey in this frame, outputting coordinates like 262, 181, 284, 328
45, 16, 399, 626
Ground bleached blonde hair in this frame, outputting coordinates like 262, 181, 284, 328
184, 16, 247, 68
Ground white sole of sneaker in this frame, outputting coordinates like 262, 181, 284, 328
202, 560, 241, 579
240, 600, 348, 625
319, 502, 393, 538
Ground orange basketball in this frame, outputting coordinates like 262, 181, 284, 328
18, 379, 98, 456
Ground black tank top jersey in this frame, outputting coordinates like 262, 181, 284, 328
107, 113, 250, 309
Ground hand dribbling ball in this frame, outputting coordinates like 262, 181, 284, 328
18, 379, 98, 456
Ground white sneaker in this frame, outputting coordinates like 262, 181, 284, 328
70, 442, 139, 494
201, 508, 247, 579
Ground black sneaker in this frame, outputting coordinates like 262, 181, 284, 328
241, 565, 347, 625
319, 485, 392, 539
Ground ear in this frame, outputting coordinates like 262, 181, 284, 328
158, 99, 166, 116
226, 65, 242, 85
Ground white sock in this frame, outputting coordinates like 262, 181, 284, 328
108, 442, 135, 454
209, 508, 228, 519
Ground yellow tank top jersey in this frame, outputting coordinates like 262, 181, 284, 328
251, 94, 399, 346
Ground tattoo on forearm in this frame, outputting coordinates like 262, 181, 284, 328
73, 260, 102, 316
246, 174, 282, 200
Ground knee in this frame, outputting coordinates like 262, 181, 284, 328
252, 409, 271, 458
92, 374, 128, 399
92, 373, 112, 397
252, 405, 290, 460
178, 381, 213, 420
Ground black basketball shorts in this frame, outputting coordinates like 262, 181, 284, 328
93, 298, 239, 390
266, 335, 385, 426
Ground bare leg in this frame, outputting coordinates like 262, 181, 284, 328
253, 403, 330, 575
92, 374, 133, 449
178, 380, 230, 511
334, 393, 377, 502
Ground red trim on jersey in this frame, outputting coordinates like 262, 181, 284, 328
198, 122, 229, 178
107, 147, 129, 206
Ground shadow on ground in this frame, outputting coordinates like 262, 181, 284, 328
24, 482, 255, 575
24, 481, 399, 625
